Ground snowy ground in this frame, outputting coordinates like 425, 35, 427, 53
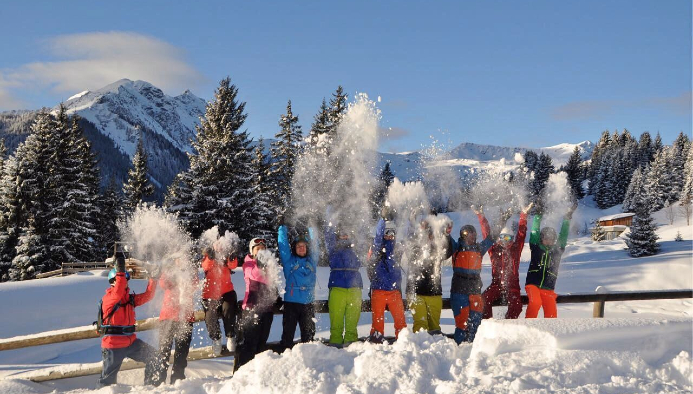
0, 205, 691, 393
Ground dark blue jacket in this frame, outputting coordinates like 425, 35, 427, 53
525, 215, 570, 291
368, 219, 402, 292
325, 226, 363, 289
278, 225, 319, 304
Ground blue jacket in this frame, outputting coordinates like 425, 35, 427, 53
325, 226, 363, 289
278, 225, 319, 304
368, 219, 402, 292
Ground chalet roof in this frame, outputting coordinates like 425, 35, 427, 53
598, 212, 635, 222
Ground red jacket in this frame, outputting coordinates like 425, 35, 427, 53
158, 270, 198, 322
101, 273, 157, 349
480, 212, 528, 290
201, 256, 238, 299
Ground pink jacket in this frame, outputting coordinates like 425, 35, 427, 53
242, 254, 272, 310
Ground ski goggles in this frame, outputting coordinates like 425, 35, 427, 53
499, 234, 514, 242
384, 228, 396, 238
251, 238, 267, 247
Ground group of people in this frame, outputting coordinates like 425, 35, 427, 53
96, 202, 576, 386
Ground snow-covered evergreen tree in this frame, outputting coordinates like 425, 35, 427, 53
99, 177, 121, 259
681, 144, 693, 203
588, 130, 611, 195
644, 149, 669, 212
9, 215, 43, 281
564, 146, 584, 200
167, 77, 255, 241
637, 131, 654, 168
668, 132, 691, 202
122, 136, 155, 214
531, 152, 554, 204
327, 86, 348, 137
309, 98, 331, 153
622, 167, 645, 213
370, 162, 395, 219
0, 138, 6, 175
591, 221, 606, 242
625, 177, 660, 257
270, 100, 302, 215
0, 156, 20, 281
653, 132, 664, 155
250, 139, 275, 243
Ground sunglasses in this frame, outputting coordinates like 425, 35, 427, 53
252, 239, 267, 247
499, 234, 514, 242
384, 229, 396, 237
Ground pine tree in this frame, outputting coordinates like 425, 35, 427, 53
644, 149, 669, 212
0, 156, 21, 281
622, 167, 645, 213
591, 221, 606, 242
123, 136, 155, 214
625, 177, 660, 257
99, 177, 121, 259
327, 86, 348, 137
637, 131, 654, 168
371, 162, 395, 218
564, 146, 585, 200
250, 139, 275, 242
588, 130, 612, 195
668, 132, 691, 202
653, 132, 664, 155
681, 144, 693, 203
270, 100, 302, 214
9, 215, 44, 280
0, 138, 6, 175
530, 152, 554, 204
167, 77, 254, 241
309, 99, 331, 153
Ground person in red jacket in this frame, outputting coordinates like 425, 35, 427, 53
480, 202, 533, 320
151, 257, 198, 386
201, 245, 239, 356
98, 252, 158, 386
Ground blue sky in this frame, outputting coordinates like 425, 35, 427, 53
1, 1, 690, 152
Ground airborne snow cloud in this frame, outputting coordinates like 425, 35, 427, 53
0, 31, 204, 110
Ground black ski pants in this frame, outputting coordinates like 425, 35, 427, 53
280, 301, 315, 349
234, 309, 273, 371
151, 320, 193, 386
202, 290, 237, 340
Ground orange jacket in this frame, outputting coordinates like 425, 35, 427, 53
101, 273, 156, 349
201, 256, 238, 299
158, 270, 199, 322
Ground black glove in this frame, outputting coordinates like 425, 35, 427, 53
381, 206, 395, 221
275, 296, 283, 309
115, 252, 126, 273
277, 214, 285, 227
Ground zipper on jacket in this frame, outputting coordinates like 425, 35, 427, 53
539, 249, 550, 288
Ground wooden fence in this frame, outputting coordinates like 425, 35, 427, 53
1, 289, 690, 382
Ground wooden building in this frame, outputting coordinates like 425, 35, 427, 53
595, 213, 635, 240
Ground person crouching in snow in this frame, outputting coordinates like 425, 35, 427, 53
480, 202, 533, 320
235, 238, 280, 371
151, 257, 198, 386
450, 205, 494, 344
201, 243, 239, 356
525, 204, 576, 319
278, 219, 319, 350
367, 207, 407, 343
98, 251, 158, 386
325, 221, 364, 347
407, 215, 455, 335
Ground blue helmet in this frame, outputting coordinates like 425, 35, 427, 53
108, 269, 130, 284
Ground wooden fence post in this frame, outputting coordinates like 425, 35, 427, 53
593, 286, 606, 318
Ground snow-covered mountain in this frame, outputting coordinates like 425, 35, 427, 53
378, 141, 594, 182
0, 79, 595, 196
61, 79, 206, 157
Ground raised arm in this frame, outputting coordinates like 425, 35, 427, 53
513, 212, 528, 250
134, 278, 157, 307
324, 224, 337, 254
558, 203, 576, 249
529, 214, 543, 245
373, 218, 386, 254
308, 227, 319, 272
278, 224, 291, 264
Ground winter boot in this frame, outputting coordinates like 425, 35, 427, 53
368, 331, 384, 344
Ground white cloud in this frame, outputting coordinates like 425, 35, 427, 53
0, 31, 204, 110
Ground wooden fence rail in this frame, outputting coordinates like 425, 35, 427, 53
1, 289, 690, 353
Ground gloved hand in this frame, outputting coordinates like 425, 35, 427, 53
381, 205, 396, 221
275, 296, 283, 310
522, 202, 534, 215
147, 263, 162, 280
115, 252, 126, 273
471, 205, 483, 215
565, 202, 578, 220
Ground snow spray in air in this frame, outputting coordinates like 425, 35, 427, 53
119, 204, 196, 321
291, 93, 381, 250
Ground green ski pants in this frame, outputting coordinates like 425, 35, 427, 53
328, 287, 362, 344
408, 294, 442, 333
